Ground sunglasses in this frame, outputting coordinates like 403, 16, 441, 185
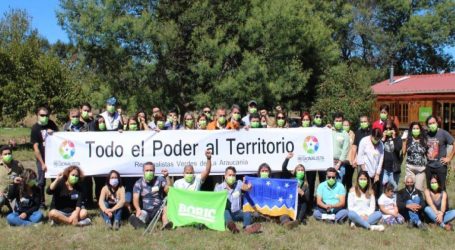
315, 115, 321, 118
327, 176, 336, 179
39, 114, 49, 117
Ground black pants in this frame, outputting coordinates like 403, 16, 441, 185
426, 166, 448, 190
343, 164, 355, 192
307, 171, 326, 211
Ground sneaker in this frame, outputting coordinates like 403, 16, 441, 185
244, 223, 261, 234
301, 219, 307, 225
128, 215, 145, 229
105, 220, 113, 230
77, 218, 92, 227
444, 223, 453, 231
161, 221, 173, 231
417, 223, 428, 231
370, 225, 385, 232
350, 222, 356, 229
283, 220, 299, 230
113, 220, 120, 231
49, 219, 56, 227
227, 221, 240, 234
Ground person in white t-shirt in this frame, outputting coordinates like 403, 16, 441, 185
378, 183, 404, 225
173, 149, 212, 191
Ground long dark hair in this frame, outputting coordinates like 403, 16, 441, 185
20, 168, 38, 197
106, 170, 123, 188
354, 171, 373, 199
257, 163, 271, 176
429, 174, 443, 194
407, 121, 427, 149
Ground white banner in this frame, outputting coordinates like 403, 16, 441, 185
45, 128, 333, 177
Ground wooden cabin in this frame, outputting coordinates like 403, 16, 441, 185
372, 73, 455, 134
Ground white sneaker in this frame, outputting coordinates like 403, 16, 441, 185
370, 225, 385, 232
77, 218, 92, 227
350, 222, 356, 228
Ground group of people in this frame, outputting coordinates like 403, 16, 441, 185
1, 98, 455, 233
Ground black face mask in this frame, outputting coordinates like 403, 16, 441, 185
406, 185, 415, 192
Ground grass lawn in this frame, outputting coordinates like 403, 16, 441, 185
1, 128, 455, 249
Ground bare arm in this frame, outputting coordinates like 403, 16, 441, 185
200, 149, 212, 181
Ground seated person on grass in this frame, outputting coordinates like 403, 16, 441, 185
0, 145, 24, 212
281, 152, 310, 225
313, 167, 348, 224
214, 166, 261, 234
256, 163, 299, 229
378, 183, 404, 225
128, 162, 171, 229
396, 175, 427, 230
99, 170, 125, 231
6, 169, 43, 226
347, 171, 384, 231
47, 165, 91, 226
424, 175, 455, 231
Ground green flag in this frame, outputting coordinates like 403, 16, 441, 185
167, 187, 227, 231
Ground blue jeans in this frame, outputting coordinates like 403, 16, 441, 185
348, 211, 382, 229
424, 206, 455, 227
406, 197, 422, 225
382, 170, 399, 191
224, 210, 252, 228
337, 165, 346, 182
100, 201, 122, 223
7, 211, 43, 226
313, 207, 348, 222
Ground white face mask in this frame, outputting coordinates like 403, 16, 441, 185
109, 178, 119, 187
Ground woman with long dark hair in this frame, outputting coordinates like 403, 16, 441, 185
99, 170, 125, 230
402, 122, 428, 191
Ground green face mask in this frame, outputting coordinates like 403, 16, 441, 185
412, 129, 420, 137
327, 178, 336, 186
358, 179, 368, 189
2, 154, 12, 164
233, 113, 241, 120
81, 111, 89, 119
251, 121, 260, 128
184, 174, 195, 183
261, 122, 268, 127
430, 183, 439, 191
302, 121, 310, 127
277, 119, 285, 127
226, 176, 236, 185
27, 179, 38, 187
144, 172, 154, 182
107, 105, 115, 113
360, 122, 369, 129
98, 123, 106, 131
198, 120, 207, 128
129, 124, 138, 131
380, 113, 387, 121
296, 171, 305, 180
185, 120, 194, 128
313, 118, 322, 126
429, 123, 438, 133
385, 130, 393, 136
260, 172, 269, 178
157, 121, 165, 129
218, 117, 226, 125
334, 121, 343, 130
68, 175, 79, 185
39, 116, 49, 126
71, 117, 79, 125
205, 113, 212, 120
167, 117, 173, 123
249, 108, 257, 114
371, 138, 379, 145
343, 125, 350, 133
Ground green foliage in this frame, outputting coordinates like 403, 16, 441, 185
311, 63, 380, 125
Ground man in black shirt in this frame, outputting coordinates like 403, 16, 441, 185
396, 175, 426, 230
30, 107, 59, 208
347, 115, 371, 190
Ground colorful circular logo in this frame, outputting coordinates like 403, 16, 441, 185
59, 140, 75, 159
303, 136, 319, 154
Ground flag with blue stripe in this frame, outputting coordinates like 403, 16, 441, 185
242, 176, 298, 220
